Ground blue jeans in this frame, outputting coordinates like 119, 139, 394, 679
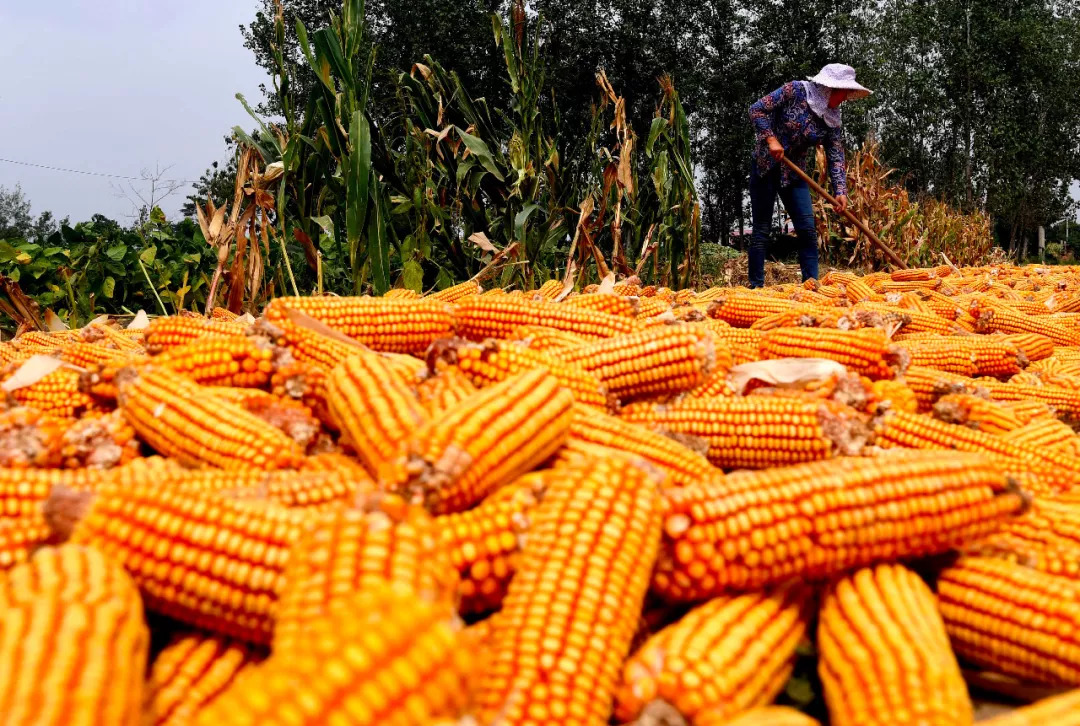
748, 164, 819, 288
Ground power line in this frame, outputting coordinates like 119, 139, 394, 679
0, 157, 197, 184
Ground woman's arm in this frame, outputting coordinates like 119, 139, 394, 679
824, 128, 848, 198
749, 82, 797, 142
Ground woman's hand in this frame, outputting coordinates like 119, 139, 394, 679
767, 137, 784, 161
834, 195, 848, 213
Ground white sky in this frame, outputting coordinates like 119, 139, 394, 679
0, 1, 268, 223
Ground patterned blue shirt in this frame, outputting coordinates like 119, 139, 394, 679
749, 81, 848, 196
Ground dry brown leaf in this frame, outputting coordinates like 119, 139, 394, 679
729, 358, 848, 395
467, 232, 498, 253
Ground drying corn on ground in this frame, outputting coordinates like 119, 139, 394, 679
7, 265, 1080, 724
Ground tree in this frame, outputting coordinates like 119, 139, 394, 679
0, 184, 63, 241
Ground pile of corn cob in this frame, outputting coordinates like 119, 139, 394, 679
3, 264, 1080, 724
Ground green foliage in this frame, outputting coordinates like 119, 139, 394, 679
1, 212, 215, 328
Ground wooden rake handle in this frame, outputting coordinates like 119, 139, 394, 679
780, 154, 908, 270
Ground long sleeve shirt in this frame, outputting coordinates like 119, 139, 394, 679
749, 81, 848, 196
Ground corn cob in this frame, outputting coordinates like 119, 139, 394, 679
429, 279, 482, 303
430, 338, 609, 410
532, 279, 563, 299
854, 301, 958, 334
416, 365, 480, 416
116, 365, 305, 470
254, 310, 370, 372
270, 359, 331, 426
476, 455, 661, 725
979, 378, 1080, 422
1004, 332, 1056, 361
1003, 417, 1080, 452
901, 365, 985, 411
0, 514, 53, 571
453, 294, 636, 340
707, 707, 821, 726
890, 268, 933, 282
264, 296, 454, 354
58, 340, 138, 369
273, 496, 457, 652
510, 324, 590, 352
193, 584, 473, 726
153, 335, 278, 388
695, 324, 762, 365
614, 279, 643, 296
326, 351, 428, 479
0, 405, 67, 467
978, 688, 1080, 726
560, 325, 722, 403
564, 292, 639, 318
969, 495, 1080, 577
875, 409, 1080, 480
933, 392, 1024, 434
145, 316, 247, 355
818, 563, 972, 726
0, 544, 148, 726
870, 378, 920, 413
652, 450, 1022, 599
210, 306, 240, 321
384, 287, 422, 299
48, 481, 307, 643
555, 408, 718, 487
636, 296, 673, 318
615, 582, 812, 725
435, 472, 547, 613
621, 396, 869, 470
4, 364, 98, 418
759, 326, 905, 380
297, 449, 371, 475
895, 336, 1028, 378
937, 556, 1080, 686
398, 368, 574, 513
973, 304, 1080, 346
1030, 355, 1080, 376
1001, 397, 1058, 424
708, 290, 809, 327
144, 633, 265, 726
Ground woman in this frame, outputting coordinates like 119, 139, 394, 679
747, 64, 872, 288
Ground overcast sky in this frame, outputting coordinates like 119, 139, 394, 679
0, 1, 267, 224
